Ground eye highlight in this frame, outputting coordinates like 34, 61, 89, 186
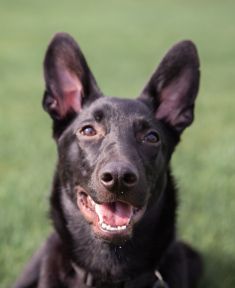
80, 125, 97, 137
143, 131, 160, 144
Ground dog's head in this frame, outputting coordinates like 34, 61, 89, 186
43, 33, 200, 244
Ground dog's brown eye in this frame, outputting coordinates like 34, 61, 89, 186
80, 126, 97, 137
144, 131, 160, 144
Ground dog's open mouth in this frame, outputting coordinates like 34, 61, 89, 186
76, 187, 146, 240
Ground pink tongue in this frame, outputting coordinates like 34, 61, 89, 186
95, 201, 133, 227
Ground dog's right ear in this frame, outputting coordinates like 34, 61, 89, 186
43, 33, 101, 121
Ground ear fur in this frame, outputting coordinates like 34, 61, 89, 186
43, 33, 101, 120
139, 40, 200, 134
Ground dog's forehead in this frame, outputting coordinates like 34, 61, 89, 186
80, 96, 152, 120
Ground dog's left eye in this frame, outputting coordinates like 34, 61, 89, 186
80, 126, 97, 137
144, 131, 160, 144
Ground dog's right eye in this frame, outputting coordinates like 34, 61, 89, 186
80, 126, 97, 137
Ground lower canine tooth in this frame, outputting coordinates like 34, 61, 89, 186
101, 223, 107, 229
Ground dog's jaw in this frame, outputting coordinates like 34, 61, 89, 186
76, 186, 147, 242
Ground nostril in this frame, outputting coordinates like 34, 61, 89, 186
100, 172, 115, 190
101, 172, 113, 184
123, 172, 138, 186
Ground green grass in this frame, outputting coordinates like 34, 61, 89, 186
0, 0, 235, 287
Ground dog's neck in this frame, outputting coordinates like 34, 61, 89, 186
71, 261, 168, 288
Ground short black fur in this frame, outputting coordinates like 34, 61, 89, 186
14, 33, 202, 288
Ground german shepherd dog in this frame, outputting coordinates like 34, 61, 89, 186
14, 33, 202, 288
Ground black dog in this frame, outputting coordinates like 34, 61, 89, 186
14, 33, 202, 288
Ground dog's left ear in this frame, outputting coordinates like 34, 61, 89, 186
43, 33, 101, 121
139, 40, 200, 134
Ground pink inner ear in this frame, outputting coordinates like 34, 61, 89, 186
156, 69, 193, 129
56, 69, 83, 118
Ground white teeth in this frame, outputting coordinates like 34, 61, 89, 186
100, 222, 127, 232
88, 196, 95, 208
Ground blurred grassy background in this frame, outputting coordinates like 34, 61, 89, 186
0, 0, 234, 287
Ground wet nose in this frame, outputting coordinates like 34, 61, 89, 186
99, 162, 139, 191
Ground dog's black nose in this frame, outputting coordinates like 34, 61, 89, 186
100, 162, 139, 191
